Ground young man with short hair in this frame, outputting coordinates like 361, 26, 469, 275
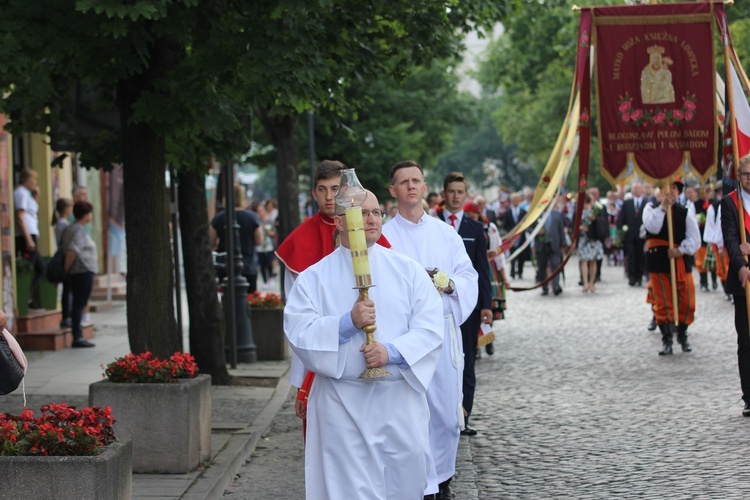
382, 160, 478, 498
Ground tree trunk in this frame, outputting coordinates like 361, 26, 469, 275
116, 36, 180, 357
255, 108, 301, 243
177, 168, 229, 384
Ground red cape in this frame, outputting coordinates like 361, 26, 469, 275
275, 211, 391, 274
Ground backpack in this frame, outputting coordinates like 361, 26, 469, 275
0, 328, 27, 404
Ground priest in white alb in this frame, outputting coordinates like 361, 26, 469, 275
382, 160, 479, 497
285, 189, 444, 500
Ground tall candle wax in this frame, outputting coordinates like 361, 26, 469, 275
345, 206, 370, 276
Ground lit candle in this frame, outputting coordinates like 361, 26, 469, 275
345, 206, 370, 276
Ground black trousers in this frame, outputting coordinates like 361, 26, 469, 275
16, 234, 45, 307
625, 238, 645, 284
258, 252, 275, 283
70, 271, 94, 341
511, 254, 527, 278
734, 295, 750, 404
536, 245, 561, 291
461, 309, 481, 422
61, 279, 72, 321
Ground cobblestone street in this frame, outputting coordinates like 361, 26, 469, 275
226, 258, 750, 498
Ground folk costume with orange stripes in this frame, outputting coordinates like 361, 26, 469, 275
643, 188, 701, 356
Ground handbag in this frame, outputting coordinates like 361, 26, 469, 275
0, 328, 27, 403
47, 224, 74, 284
46, 247, 66, 284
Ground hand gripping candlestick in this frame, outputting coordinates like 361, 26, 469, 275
335, 169, 390, 379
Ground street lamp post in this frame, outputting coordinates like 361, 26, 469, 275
223, 156, 257, 365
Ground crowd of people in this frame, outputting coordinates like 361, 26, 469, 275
209, 187, 280, 293
270, 157, 750, 499
15, 170, 97, 348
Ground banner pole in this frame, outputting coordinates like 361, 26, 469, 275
666, 202, 679, 327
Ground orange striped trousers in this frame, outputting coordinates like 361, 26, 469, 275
649, 272, 695, 326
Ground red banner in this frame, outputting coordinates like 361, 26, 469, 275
594, 3, 717, 183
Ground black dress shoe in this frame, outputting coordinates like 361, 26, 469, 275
678, 338, 692, 352
461, 424, 478, 436
541, 289, 549, 296
743, 402, 750, 417
72, 339, 95, 348
658, 342, 673, 356
485, 343, 494, 355
647, 317, 657, 331
553, 287, 563, 296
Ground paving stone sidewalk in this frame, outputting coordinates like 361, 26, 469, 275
226, 258, 750, 498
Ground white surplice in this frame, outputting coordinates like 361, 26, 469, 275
285, 244, 443, 500
382, 212, 479, 493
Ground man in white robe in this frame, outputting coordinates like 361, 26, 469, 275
381, 160, 479, 497
285, 190, 444, 500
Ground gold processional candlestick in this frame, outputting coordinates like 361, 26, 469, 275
336, 168, 390, 379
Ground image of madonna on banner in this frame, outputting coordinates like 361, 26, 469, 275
593, 2, 717, 184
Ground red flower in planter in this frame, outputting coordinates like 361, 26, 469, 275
103, 352, 198, 383
0, 404, 115, 456
247, 291, 284, 308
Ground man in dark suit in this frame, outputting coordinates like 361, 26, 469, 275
618, 183, 647, 286
440, 172, 492, 436
535, 204, 566, 296
502, 192, 531, 279
721, 154, 750, 417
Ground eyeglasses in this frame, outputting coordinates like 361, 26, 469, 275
362, 209, 384, 219
739, 172, 750, 179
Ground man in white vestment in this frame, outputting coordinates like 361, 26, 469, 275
381, 160, 479, 498
285, 190, 444, 500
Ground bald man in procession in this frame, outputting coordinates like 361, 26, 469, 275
285, 190, 443, 499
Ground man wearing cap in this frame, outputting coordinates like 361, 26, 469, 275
643, 178, 701, 355
438, 172, 492, 438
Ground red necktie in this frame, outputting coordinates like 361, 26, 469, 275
449, 214, 457, 228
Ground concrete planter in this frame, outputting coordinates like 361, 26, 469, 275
89, 374, 211, 473
0, 438, 132, 499
249, 307, 288, 360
